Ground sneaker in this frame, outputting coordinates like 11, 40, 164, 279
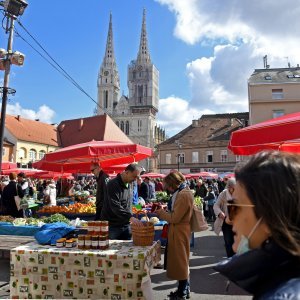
166, 291, 187, 300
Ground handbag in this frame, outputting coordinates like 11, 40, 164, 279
190, 204, 209, 232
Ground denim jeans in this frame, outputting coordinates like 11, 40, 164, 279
178, 279, 190, 297
109, 224, 131, 240
222, 221, 235, 257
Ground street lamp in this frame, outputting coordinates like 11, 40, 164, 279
0, 0, 28, 174
175, 140, 182, 172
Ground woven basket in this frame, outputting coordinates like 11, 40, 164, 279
131, 222, 155, 246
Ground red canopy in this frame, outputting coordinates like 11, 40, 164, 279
141, 172, 166, 179
1, 161, 17, 170
34, 171, 74, 180
33, 141, 152, 173
228, 112, 300, 155
1, 168, 43, 176
185, 172, 218, 179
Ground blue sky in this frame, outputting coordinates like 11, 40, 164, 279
1, 0, 300, 137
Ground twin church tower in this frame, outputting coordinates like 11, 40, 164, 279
97, 9, 165, 170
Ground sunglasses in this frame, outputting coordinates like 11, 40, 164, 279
227, 200, 255, 220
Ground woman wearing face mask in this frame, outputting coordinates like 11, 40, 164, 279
214, 151, 300, 299
155, 171, 193, 300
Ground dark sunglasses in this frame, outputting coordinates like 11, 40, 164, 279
227, 200, 255, 220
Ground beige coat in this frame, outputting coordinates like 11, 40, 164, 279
157, 189, 193, 280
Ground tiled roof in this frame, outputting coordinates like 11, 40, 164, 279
57, 114, 132, 147
159, 112, 249, 147
5, 114, 58, 146
249, 67, 300, 84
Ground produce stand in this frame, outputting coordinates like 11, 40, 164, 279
10, 240, 161, 299
0, 222, 40, 236
36, 212, 95, 221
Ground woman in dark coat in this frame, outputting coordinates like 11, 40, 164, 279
2, 173, 24, 217
214, 151, 300, 299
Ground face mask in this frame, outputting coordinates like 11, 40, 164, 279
236, 217, 262, 255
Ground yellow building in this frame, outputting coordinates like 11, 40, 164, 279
3, 114, 58, 167
248, 67, 300, 125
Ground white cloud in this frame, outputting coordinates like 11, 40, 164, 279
2, 102, 55, 123
155, 0, 300, 136
157, 96, 214, 137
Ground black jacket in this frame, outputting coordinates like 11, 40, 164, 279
100, 174, 132, 226
2, 181, 24, 217
138, 181, 149, 201
214, 239, 300, 299
95, 170, 109, 220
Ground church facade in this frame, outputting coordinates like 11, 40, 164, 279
97, 10, 165, 171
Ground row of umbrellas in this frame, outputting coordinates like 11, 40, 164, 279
1, 111, 299, 179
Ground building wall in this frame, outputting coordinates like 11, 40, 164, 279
16, 141, 58, 166
249, 82, 300, 124
158, 144, 245, 174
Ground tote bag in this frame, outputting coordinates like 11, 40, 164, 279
190, 204, 209, 232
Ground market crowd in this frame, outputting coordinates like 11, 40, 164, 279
0, 151, 299, 299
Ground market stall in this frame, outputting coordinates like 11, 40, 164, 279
10, 240, 161, 299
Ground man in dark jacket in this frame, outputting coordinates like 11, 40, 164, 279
137, 176, 149, 202
2, 172, 24, 217
91, 163, 109, 221
101, 163, 141, 240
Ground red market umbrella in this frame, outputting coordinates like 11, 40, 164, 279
141, 172, 166, 179
33, 141, 152, 173
185, 172, 218, 179
102, 164, 127, 173
1, 168, 43, 176
1, 161, 17, 170
34, 171, 74, 180
228, 112, 300, 155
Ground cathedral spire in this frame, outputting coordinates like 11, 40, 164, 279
137, 8, 151, 64
103, 12, 116, 67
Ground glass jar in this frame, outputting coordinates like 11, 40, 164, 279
91, 236, 99, 250
65, 239, 73, 248
56, 238, 66, 248
77, 235, 85, 250
85, 235, 92, 250
87, 221, 95, 235
99, 234, 107, 250
100, 221, 109, 233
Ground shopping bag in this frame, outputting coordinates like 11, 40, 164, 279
14, 195, 21, 211
190, 205, 208, 232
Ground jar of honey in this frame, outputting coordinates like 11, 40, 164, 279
77, 235, 85, 249
56, 238, 66, 248
98, 234, 107, 250
87, 221, 95, 235
100, 221, 109, 233
91, 236, 99, 250
65, 239, 74, 248
85, 235, 92, 250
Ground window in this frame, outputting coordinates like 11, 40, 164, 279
272, 89, 283, 99
236, 155, 242, 162
19, 147, 26, 159
206, 151, 213, 163
125, 121, 129, 135
2, 148, 5, 156
273, 110, 285, 118
138, 85, 143, 103
39, 150, 46, 160
138, 120, 142, 132
120, 121, 124, 132
220, 150, 228, 162
29, 149, 37, 161
166, 153, 171, 164
265, 75, 272, 80
178, 153, 185, 164
104, 90, 108, 108
192, 151, 199, 163
116, 121, 119, 127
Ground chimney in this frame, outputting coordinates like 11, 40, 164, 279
192, 120, 199, 127
79, 118, 84, 131
35, 119, 39, 121
16, 115, 20, 121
